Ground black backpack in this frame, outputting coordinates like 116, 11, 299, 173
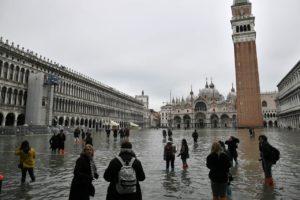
269, 145, 280, 164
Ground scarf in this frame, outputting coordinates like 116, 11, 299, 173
89, 157, 97, 179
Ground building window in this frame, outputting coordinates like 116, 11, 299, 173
42, 97, 46, 106
262, 101, 267, 107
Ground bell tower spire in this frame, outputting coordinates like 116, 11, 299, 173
230, 0, 263, 127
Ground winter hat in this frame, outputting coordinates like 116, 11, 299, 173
167, 137, 173, 143
121, 141, 132, 150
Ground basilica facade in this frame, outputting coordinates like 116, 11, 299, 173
0, 37, 144, 130
160, 81, 237, 129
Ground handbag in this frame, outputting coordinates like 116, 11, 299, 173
89, 183, 95, 196
18, 162, 23, 169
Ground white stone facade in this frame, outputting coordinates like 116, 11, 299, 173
261, 91, 278, 127
0, 37, 144, 129
135, 91, 150, 127
160, 81, 237, 129
277, 61, 300, 129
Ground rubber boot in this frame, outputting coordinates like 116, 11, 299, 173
267, 178, 274, 187
59, 149, 64, 155
183, 164, 188, 170
265, 178, 274, 187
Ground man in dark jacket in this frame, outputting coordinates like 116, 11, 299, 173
103, 141, 145, 200
57, 129, 66, 155
225, 136, 239, 165
259, 135, 276, 187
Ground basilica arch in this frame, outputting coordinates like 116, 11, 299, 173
183, 115, 191, 129
220, 114, 230, 128
174, 116, 181, 129
195, 112, 206, 128
210, 114, 219, 128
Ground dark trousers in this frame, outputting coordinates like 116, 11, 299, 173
262, 160, 273, 178
21, 168, 35, 183
193, 138, 198, 143
166, 156, 175, 170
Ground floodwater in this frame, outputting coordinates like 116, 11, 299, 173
0, 128, 299, 200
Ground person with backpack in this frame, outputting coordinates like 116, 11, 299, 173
15, 140, 36, 183
177, 138, 189, 170
69, 144, 99, 200
73, 127, 80, 144
49, 132, 59, 153
258, 135, 279, 187
164, 138, 177, 171
103, 141, 145, 200
85, 133, 93, 146
57, 129, 66, 155
225, 136, 240, 166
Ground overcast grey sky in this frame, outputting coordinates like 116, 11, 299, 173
1, 0, 299, 111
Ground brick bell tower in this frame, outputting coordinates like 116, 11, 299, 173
231, 0, 263, 128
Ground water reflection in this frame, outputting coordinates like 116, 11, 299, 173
0, 128, 299, 199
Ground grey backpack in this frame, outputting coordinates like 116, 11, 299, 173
116, 156, 137, 194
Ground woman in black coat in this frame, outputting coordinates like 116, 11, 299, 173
69, 144, 98, 200
206, 142, 231, 200
103, 141, 145, 200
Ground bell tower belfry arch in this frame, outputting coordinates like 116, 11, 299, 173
230, 0, 263, 128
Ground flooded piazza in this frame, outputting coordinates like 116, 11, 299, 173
0, 128, 299, 200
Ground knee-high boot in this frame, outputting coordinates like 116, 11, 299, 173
265, 177, 274, 187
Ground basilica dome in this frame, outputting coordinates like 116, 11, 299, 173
227, 84, 236, 100
199, 80, 222, 100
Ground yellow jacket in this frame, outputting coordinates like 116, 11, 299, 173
15, 148, 36, 168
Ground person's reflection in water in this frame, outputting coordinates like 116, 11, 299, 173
162, 171, 180, 194
15, 183, 33, 199
257, 184, 276, 200
181, 170, 191, 187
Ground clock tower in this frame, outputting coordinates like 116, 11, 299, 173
231, 0, 263, 128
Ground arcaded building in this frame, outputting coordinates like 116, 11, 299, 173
277, 61, 300, 129
160, 81, 237, 129
0, 37, 144, 129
